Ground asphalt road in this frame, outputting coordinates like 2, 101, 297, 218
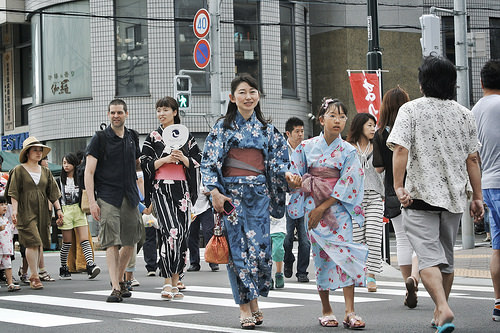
0, 249, 497, 333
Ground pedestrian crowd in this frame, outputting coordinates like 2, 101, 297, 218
0, 56, 499, 333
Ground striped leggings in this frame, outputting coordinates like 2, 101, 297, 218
353, 189, 384, 275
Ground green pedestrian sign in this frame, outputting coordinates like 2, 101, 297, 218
177, 94, 189, 108
174, 75, 191, 111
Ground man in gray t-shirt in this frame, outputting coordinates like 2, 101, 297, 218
471, 59, 500, 321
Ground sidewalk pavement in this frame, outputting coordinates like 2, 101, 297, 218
383, 232, 493, 280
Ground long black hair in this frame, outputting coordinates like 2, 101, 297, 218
222, 73, 269, 130
60, 153, 81, 186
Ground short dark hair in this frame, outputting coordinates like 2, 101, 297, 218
347, 113, 377, 144
418, 56, 456, 100
285, 117, 304, 133
0, 195, 7, 204
480, 60, 500, 90
108, 99, 127, 112
156, 97, 181, 124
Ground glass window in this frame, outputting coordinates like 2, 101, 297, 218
175, 0, 209, 93
234, 0, 260, 85
490, 18, 500, 60
41, 1, 91, 103
115, 0, 149, 96
280, 2, 296, 97
18, 24, 32, 126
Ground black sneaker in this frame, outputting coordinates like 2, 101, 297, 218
209, 264, 219, 272
59, 266, 72, 280
86, 264, 101, 279
297, 274, 309, 283
106, 289, 123, 302
119, 281, 132, 298
284, 265, 293, 278
187, 264, 200, 272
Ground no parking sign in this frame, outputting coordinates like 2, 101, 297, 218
193, 39, 211, 69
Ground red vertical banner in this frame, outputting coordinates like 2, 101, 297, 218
348, 72, 381, 122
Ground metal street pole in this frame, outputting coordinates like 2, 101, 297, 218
454, 0, 469, 109
367, 0, 382, 73
208, 0, 221, 125
367, 0, 389, 264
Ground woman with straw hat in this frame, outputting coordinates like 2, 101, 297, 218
7, 137, 63, 289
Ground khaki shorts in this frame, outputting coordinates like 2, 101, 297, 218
97, 197, 142, 249
60, 204, 88, 230
402, 208, 461, 274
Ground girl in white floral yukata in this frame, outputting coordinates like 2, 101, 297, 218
287, 98, 368, 329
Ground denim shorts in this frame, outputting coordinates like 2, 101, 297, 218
483, 188, 500, 250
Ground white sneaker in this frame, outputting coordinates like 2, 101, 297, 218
130, 278, 140, 287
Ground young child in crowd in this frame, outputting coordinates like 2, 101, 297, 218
270, 214, 287, 289
0, 195, 20, 291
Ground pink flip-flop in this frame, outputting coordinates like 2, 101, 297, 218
319, 314, 338, 327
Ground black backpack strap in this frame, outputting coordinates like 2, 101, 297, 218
96, 130, 107, 161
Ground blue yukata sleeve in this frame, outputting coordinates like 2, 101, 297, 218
266, 126, 290, 219
287, 142, 308, 219
332, 149, 365, 228
201, 120, 227, 195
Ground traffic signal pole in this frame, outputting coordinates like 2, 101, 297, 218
209, 0, 222, 123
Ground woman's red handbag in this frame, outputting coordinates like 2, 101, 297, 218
204, 214, 229, 264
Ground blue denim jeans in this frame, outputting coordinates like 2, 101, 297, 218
283, 213, 310, 276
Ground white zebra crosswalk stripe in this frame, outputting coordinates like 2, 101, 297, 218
284, 281, 493, 300
0, 308, 100, 328
0, 295, 204, 317
181, 285, 389, 303
124, 318, 277, 333
77, 290, 302, 309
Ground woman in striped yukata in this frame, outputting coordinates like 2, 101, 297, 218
347, 113, 385, 292
141, 97, 201, 300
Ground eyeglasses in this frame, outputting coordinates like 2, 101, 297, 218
325, 114, 348, 121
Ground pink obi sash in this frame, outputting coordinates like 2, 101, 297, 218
222, 148, 265, 177
301, 167, 341, 230
155, 163, 186, 181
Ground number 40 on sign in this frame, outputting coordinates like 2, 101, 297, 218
193, 9, 210, 39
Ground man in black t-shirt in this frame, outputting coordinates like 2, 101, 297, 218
84, 99, 142, 303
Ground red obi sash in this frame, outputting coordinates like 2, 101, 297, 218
155, 163, 186, 181
222, 148, 265, 177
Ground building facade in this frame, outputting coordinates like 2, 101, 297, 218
309, 0, 500, 131
1, 0, 500, 162
0, 0, 312, 163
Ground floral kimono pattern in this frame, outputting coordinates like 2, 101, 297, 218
288, 134, 368, 290
141, 126, 201, 278
201, 111, 289, 304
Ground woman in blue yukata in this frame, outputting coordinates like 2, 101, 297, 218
201, 74, 290, 329
287, 98, 368, 329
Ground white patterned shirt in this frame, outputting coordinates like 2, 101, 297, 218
387, 97, 479, 213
